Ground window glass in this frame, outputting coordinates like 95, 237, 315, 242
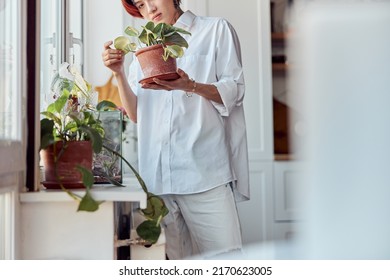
40, 0, 61, 111
40, 0, 83, 111
0, 0, 21, 140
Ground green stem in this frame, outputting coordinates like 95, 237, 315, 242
53, 141, 82, 201
102, 144, 148, 194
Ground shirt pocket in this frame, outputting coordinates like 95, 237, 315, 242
177, 54, 215, 82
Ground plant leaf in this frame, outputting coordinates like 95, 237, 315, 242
76, 165, 94, 188
96, 100, 118, 111
165, 45, 184, 59
77, 190, 103, 212
41, 111, 62, 127
165, 33, 188, 48
79, 126, 103, 153
124, 26, 139, 37
114, 36, 132, 54
40, 119, 55, 150
143, 21, 155, 32
141, 194, 169, 221
53, 89, 70, 113
173, 26, 191, 36
75, 165, 103, 212
136, 220, 161, 244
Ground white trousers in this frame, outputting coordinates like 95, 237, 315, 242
161, 184, 242, 260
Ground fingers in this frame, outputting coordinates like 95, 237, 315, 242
103, 41, 113, 50
142, 82, 172, 91
177, 68, 188, 79
102, 41, 124, 67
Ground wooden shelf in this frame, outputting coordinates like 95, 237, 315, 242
272, 63, 287, 72
274, 154, 293, 161
271, 32, 287, 41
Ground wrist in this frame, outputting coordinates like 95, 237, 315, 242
186, 78, 197, 97
112, 70, 125, 78
191, 78, 197, 92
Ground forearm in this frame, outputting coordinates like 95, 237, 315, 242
113, 71, 138, 123
149, 69, 224, 104
188, 80, 222, 104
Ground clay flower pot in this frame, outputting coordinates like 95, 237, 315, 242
40, 141, 93, 189
135, 44, 179, 85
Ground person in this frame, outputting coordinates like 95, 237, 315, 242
102, 0, 249, 260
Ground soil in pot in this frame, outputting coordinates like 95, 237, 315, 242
135, 44, 179, 85
40, 141, 93, 189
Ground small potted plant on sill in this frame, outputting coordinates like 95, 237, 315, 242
40, 62, 168, 244
114, 21, 191, 85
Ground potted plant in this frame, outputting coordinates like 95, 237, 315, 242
40, 62, 108, 211
114, 21, 191, 84
40, 62, 168, 244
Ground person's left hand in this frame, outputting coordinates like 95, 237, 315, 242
141, 68, 194, 92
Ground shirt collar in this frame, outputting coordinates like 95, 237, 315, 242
175, 10, 196, 29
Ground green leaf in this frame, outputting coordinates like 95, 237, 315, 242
79, 126, 103, 153
165, 45, 184, 59
41, 111, 62, 127
114, 36, 132, 54
165, 33, 188, 48
75, 166, 103, 212
124, 26, 139, 37
139, 29, 156, 46
136, 220, 161, 244
40, 118, 54, 136
77, 190, 103, 212
53, 89, 70, 113
143, 21, 155, 32
153, 23, 165, 37
76, 165, 94, 188
96, 100, 118, 111
138, 29, 148, 45
173, 26, 191, 36
127, 43, 137, 53
141, 193, 169, 221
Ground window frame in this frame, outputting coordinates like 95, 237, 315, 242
26, 0, 40, 192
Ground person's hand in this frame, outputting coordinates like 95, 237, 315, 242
142, 68, 195, 92
102, 41, 125, 75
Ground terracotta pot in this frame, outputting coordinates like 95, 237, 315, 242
40, 141, 93, 189
135, 44, 179, 85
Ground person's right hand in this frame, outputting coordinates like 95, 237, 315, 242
102, 41, 125, 75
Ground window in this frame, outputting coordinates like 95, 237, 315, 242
0, 0, 22, 140
40, 0, 83, 110
0, 0, 25, 260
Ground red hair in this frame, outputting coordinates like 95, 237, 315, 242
121, 0, 143, 18
121, 0, 182, 18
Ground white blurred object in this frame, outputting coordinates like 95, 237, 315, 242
291, 1, 390, 259
129, 229, 166, 260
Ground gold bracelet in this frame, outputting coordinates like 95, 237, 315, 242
186, 78, 196, 97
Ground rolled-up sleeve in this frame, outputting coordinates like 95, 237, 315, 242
211, 20, 245, 117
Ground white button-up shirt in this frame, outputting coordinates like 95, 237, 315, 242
128, 10, 250, 202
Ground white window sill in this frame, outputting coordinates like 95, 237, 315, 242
19, 176, 147, 208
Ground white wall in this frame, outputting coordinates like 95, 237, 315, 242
83, 0, 123, 87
